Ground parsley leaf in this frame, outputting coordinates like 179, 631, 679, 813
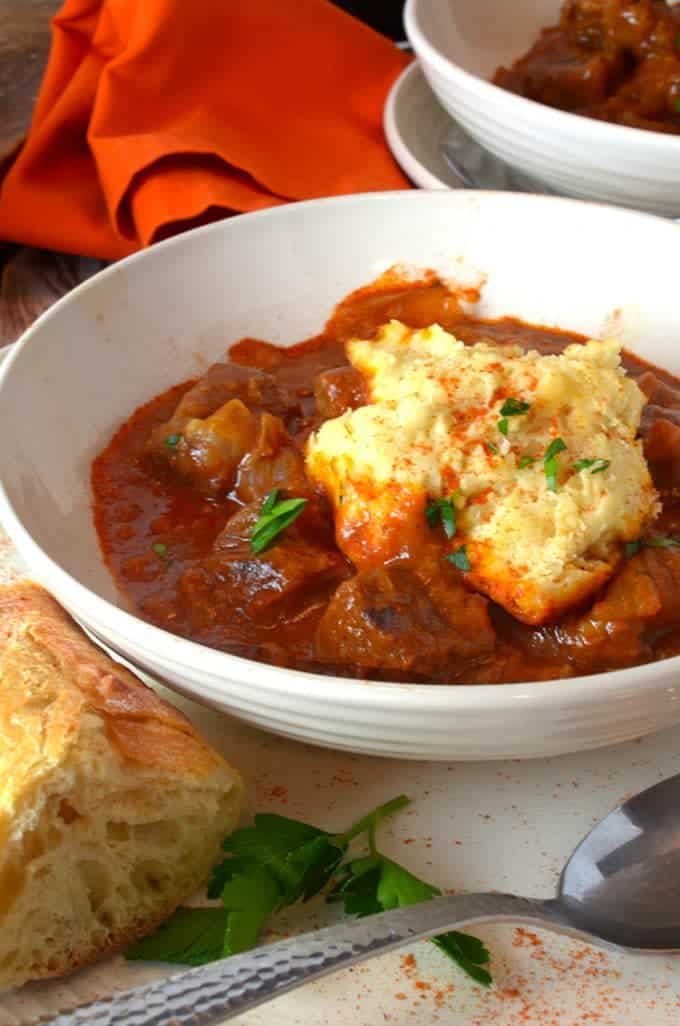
625, 540, 642, 559
426, 497, 457, 539
251, 490, 307, 554
210, 813, 345, 907
433, 932, 493, 986
500, 397, 531, 417
518, 455, 535, 469
126, 907, 228, 965
447, 546, 471, 572
487, 441, 499, 455
220, 864, 281, 955
544, 437, 567, 492
498, 418, 509, 436
573, 458, 610, 475
164, 433, 182, 448
330, 855, 491, 986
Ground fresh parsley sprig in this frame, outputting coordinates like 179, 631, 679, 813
250, 489, 307, 554
126, 795, 491, 987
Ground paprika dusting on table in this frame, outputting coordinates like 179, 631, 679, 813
92, 273, 680, 683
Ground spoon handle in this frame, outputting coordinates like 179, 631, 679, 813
46, 893, 568, 1026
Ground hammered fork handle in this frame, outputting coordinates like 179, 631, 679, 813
46, 893, 579, 1026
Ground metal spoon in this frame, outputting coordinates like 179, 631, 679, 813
439, 123, 557, 194
48, 773, 680, 1026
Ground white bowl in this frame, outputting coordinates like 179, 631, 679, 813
405, 0, 680, 218
1, 191, 680, 761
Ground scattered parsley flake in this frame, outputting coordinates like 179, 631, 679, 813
425, 497, 457, 539
625, 535, 680, 559
164, 433, 182, 448
498, 418, 509, 436
645, 535, 680, 549
251, 491, 307, 554
573, 458, 610, 475
447, 546, 471, 572
518, 455, 535, 469
151, 542, 169, 560
500, 398, 531, 417
544, 437, 567, 492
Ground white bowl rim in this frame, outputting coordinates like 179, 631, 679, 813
383, 64, 451, 190
2, 189, 680, 713
404, 0, 680, 153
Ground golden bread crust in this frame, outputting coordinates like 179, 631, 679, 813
0, 581, 243, 991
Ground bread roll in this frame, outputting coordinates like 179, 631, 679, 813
0, 582, 243, 991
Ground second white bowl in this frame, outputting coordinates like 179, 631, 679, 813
405, 0, 680, 218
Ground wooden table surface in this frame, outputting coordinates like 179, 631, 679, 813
0, 0, 105, 347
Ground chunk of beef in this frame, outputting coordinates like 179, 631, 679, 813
160, 398, 260, 496
313, 366, 366, 421
178, 503, 347, 626
516, 546, 680, 672
496, 28, 626, 110
236, 414, 310, 504
316, 564, 495, 675
148, 361, 300, 478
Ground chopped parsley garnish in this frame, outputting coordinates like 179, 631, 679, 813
675, 96, 680, 114
497, 397, 530, 438
487, 441, 499, 455
544, 437, 567, 492
127, 795, 491, 986
500, 398, 531, 417
518, 455, 535, 469
447, 545, 471, 572
645, 535, 680, 549
426, 497, 457, 539
151, 542, 169, 560
164, 433, 182, 448
573, 458, 610, 475
251, 489, 307, 554
624, 535, 680, 559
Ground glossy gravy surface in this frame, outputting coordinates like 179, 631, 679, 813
92, 282, 680, 683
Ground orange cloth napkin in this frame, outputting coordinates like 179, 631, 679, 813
0, 0, 411, 260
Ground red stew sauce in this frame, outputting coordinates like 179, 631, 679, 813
92, 278, 680, 684
494, 0, 680, 135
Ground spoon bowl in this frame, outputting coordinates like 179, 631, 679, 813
558, 774, 680, 949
